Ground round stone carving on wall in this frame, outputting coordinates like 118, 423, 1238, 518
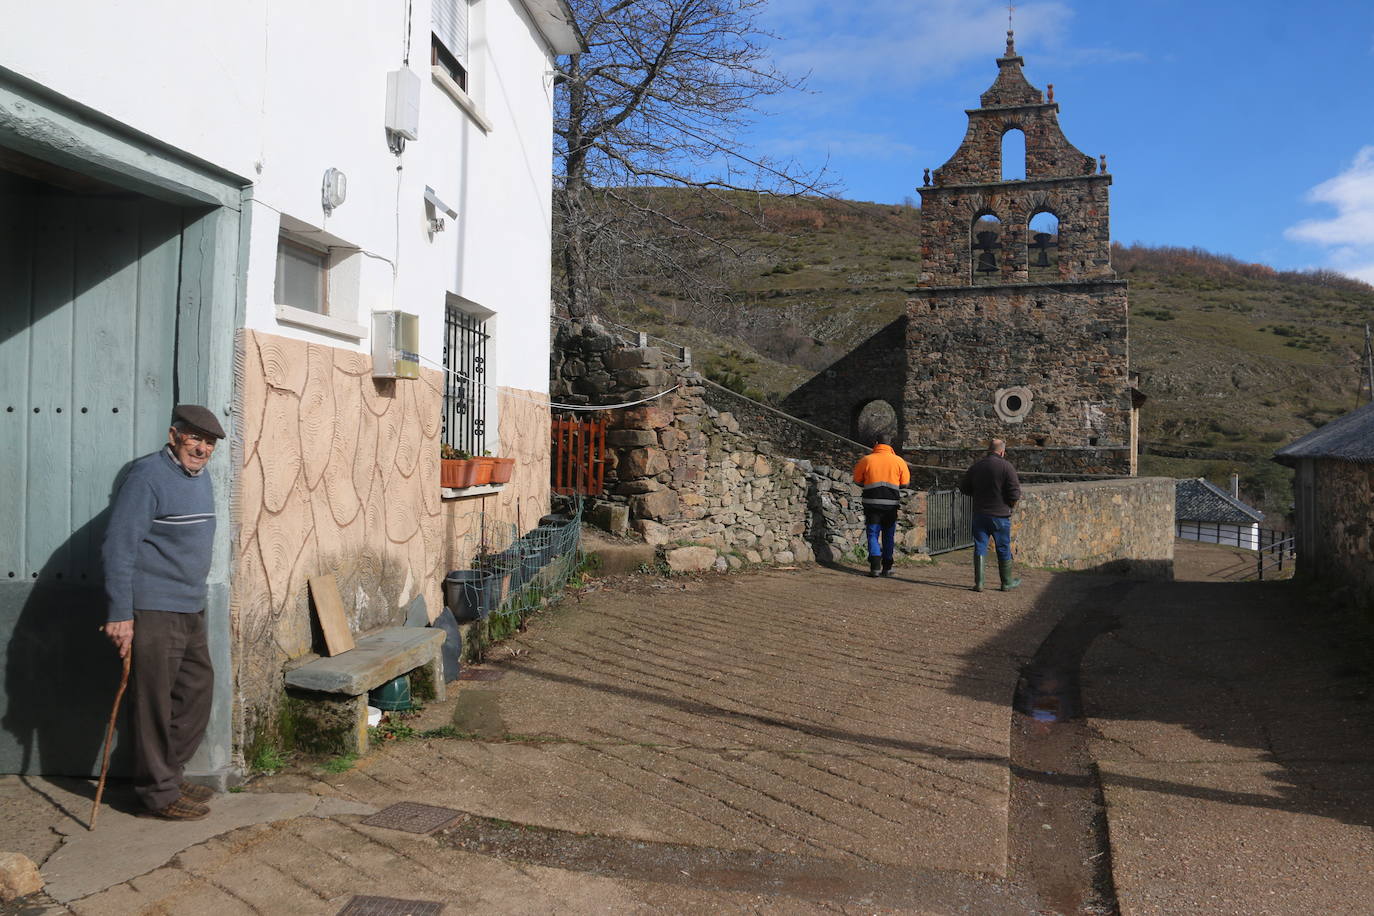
854, 399, 897, 442
994, 386, 1033, 424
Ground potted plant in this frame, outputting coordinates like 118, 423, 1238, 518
440, 445, 479, 488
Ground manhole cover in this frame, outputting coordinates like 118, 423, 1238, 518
337, 896, 444, 916
361, 802, 462, 834
458, 667, 505, 681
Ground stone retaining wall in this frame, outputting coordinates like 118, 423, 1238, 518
1013, 477, 1175, 579
553, 321, 926, 566
805, 464, 927, 563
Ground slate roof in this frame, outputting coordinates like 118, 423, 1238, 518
1175, 478, 1264, 525
1274, 400, 1374, 465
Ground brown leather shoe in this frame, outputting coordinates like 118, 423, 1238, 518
180, 781, 215, 803
140, 797, 210, 821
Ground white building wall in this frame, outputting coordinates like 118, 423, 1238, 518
4, 0, 558, 401
1177, 521, 1260, 551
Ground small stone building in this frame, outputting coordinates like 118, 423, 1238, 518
783, 31, 1138, 477
1274, 401, 1374, 611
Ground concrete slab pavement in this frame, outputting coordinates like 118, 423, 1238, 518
1084, 542, 1374, 915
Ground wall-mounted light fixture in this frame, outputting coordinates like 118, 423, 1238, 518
322, 168, 347, 214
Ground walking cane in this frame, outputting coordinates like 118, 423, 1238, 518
89, 651, 132, 830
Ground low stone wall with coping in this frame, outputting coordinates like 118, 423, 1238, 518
1013, 477, 1175, 579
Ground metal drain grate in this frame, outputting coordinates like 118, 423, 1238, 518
337, 896, 444, 916
360, 802, 463, 834
458, 667, 505, 681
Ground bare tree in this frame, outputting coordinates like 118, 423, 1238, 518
555, 0, 827, 319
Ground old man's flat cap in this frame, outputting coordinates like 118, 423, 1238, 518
173, 404, 226, 440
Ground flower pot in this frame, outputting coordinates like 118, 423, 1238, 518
441, 458, 481, 488
444, 569, 500, 622
471, 457, 494, 486
369, 674, 412, 711
488, 457, 515, 484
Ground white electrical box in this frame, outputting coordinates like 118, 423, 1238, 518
372, 311, 420, 379
385, 69, 421, 141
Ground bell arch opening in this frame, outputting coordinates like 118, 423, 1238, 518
1028, 210, 1060, 280
1001, 128, 1026, 181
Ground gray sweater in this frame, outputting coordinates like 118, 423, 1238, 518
103, 447, 216, 622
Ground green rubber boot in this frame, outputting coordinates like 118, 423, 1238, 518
973, 555, 985, 592
998, 558, 1021, 591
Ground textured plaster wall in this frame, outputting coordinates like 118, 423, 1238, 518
232, 331, 445, 751
1013, 477, 1175, 579
231, 330, 549, 756
1310, 461, 1374, 611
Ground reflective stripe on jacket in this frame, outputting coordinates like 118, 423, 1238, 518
852, 444, 911, 508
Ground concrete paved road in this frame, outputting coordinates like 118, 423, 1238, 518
4, 543, 1373, 914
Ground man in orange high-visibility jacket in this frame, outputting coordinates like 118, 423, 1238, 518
852, 432, 911, 577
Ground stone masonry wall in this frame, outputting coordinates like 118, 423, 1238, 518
1013, 477, 1175, 579
779, 317, 907, 446
903, 283, 1131, 476
1310, 460, 1374, 614
553, 321, 927, 565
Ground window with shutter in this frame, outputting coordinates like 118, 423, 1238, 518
432, 0, 469, 90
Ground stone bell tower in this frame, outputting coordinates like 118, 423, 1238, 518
906, 29, 1135, 476
781, 31, 1137, 478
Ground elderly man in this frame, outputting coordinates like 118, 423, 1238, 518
102, 404, 224, 820
959, 438, 1022, 592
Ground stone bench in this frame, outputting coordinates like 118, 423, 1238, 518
283, 627, 446, 755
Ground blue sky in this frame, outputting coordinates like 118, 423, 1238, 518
746, 0, 1374, 282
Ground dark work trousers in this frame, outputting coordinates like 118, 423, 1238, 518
130, 609, 213, 811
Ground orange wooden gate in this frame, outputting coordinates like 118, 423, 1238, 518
551, 416, 607, 495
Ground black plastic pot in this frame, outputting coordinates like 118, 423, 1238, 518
444, 569, 500, 623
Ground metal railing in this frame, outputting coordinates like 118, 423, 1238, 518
927, 489, 974, 555
1176, 522, 1291, 553
442, 306, 488, 455
1256, 536, 1296, 581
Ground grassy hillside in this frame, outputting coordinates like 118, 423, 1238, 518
575, 192, 1374, 520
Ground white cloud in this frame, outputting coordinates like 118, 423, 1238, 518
1285, 146, 1374, 283
760, 0, 1076, 95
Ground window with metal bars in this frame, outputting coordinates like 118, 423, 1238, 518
442, 305, 488, 454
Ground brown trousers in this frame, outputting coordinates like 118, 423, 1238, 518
130, 610, 213, 811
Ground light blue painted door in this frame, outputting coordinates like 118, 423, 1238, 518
0, 171, 184, 775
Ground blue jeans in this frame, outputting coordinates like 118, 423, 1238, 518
864, 506, 897, 565
971, 513, 1013, 562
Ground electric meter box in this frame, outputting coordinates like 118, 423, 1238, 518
385, 69, 421, 141
372, 311, 420, 379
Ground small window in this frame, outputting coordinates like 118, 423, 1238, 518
432, 0, 469, 91
431, 33, 468, 91
275, 237, 328, 314
994, 386, 1033, 424
443, 302, 489, 455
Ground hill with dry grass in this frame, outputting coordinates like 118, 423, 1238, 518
572, 192, 1374, 520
